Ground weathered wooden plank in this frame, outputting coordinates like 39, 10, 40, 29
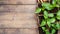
0, 29, 5, 34
0, 13, 14, 20
0, 0, 36, 4
0, 13, 38, 28
5, 29, 39, 34
0, 5, 36, 13
0, 5, 38, 28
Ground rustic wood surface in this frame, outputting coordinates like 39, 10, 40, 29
0, 5, 36, 13
0, 0, 36, 4
0, 29, 39, 34
0, 0, 39, 34
0, 5, 38, 28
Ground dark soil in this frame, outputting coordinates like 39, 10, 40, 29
38, 27, 58, 34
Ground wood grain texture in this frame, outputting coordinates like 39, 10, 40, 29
0, 0, 36, 4
0, 29, 39, 34
5, 29, 39, 34
0, 0, 39, 34
0, 5, 36, 13
0, 13, 38, 28
0, 29, 5, 34
0, 5, 38, 28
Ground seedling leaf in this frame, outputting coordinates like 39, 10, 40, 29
40, 20, 46, 26
35, 8, 41, 13
44, 11, 48, 19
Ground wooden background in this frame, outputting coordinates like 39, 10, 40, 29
0, 0, 39, 34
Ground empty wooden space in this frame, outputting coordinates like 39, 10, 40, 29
0, 0, 39, 34
0, 0, 36, 4
0, 29, 39, 34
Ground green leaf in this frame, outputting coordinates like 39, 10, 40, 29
44, 29, 50, 34
56, 5, 60, 7
42, 27, 46, 32
52, 24, 56, 29
46, 31, 50, 34
52, 0, 57, 7
50, 18, 56, 23
42, 3, 53, 10
57, 10, 60, 16
48, 13, 54, 17
56, 10, 60, 20
52, 0, 57, 5
41, 7, 45, 10
56, 16, 60, 20
44, 11, 48, 19
57, 0, 60, 5
47, 19, 51, 27
47, 18, 55, 27
40, 20, 46, 26
56, 22, 60, 29
51, 29, 56, 34
35, 8, 41, 13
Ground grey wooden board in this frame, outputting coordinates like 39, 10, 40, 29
0, 29, 39, 34
0, 13, 38, 28
0, 0, 39, 34
0, 5, 36, 13
0, 0, 36, 4
0, 5, 38, 28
